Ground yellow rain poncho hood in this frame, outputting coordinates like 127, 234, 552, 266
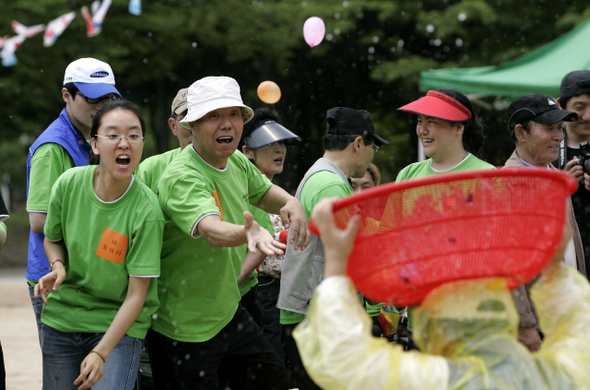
294, 263, 590, 389
413, 278, 518, 357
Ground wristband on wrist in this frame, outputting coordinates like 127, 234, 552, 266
90, 350, 106, 363
50, 259, 64, 271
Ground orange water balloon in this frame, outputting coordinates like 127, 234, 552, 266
257, 81, 281, 104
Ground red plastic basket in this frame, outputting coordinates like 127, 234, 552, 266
311, 168, 577, 307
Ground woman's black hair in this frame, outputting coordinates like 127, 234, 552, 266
437, 89, 485, 155
89, 100, 145, 164
242, 107, 282, 140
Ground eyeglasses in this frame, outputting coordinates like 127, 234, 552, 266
95, 134, 144, 144
372, 144, 379, 153
75, 92, 120, 105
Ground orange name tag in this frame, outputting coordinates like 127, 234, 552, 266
96, 227, 129, 264
212, 191, 224, 221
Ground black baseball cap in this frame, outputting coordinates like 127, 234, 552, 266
560, 70, 590, 98
507, 94, 578, 128
326, 107, 388, 146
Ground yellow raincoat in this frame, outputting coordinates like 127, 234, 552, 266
293, 263, 590, 389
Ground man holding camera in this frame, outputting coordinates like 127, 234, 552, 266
505, 93, 586, 352
555, 70, 590, 271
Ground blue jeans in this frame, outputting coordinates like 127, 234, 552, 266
41, 324, 142, 390
28, 283, 44, 346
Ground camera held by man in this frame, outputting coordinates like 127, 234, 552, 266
578, 141, 590, 175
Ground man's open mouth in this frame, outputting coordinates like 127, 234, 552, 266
217, 136, 233, 144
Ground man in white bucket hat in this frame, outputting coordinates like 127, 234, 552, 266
26, 57, 121, 347
146, 76, 309, 389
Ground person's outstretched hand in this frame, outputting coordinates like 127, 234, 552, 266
244, 211, 286, 256
311, 197, 360, 278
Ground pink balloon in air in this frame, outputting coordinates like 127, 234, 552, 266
303, 17, 325, 48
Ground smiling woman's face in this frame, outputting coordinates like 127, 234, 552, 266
416, 114, 463, 161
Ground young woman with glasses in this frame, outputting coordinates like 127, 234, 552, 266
34, 100, 164, 390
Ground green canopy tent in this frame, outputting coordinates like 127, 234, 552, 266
419, 18, 590, 99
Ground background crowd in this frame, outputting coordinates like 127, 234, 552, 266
0, 52, 587, 388
3, 2, 590, 390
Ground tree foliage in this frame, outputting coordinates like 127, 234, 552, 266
1, 0, 589, 203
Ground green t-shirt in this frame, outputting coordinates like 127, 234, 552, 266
280, 169, 353, 325
239, 205, 275, 297
365, 301, 385, 317
248, 205, 275, 238
26, 143, 75, 213
135, 148, 181, 193
153, 147, 273, 342
396, 154, 495, 182
42, 166, 164, 339
396, 154, 495, 331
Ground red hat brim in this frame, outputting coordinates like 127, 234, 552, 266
398, 94, 470, 122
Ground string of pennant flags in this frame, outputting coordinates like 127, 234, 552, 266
0, 0, 142, 67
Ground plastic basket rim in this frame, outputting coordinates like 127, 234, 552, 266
335, 168, 574, 306
330, 167, 577, 215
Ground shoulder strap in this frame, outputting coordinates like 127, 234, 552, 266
294, 158, 348, 199
557, 125, 567, 170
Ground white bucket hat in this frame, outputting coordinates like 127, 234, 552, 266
180, 76, 254, 129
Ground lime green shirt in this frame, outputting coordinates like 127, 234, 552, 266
396, 154, 495, 182
396, 154, 495, 331
42, 166, 164, 339
280, 170, 353, 325
153, 147, 272, 342
135, 148, 181, 193
26, 143, 75, 213
365, 302, 385, 317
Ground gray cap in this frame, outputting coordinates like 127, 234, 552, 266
171, 87, 189, 116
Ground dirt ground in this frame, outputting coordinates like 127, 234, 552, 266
1, 213, 42, 389
0, 268, 43, 389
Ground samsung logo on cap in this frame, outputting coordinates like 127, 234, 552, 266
90, 71, 109, 78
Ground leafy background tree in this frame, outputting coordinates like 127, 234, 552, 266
1, 0, 590, 207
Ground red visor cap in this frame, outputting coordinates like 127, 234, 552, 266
397, 91, 472, 122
